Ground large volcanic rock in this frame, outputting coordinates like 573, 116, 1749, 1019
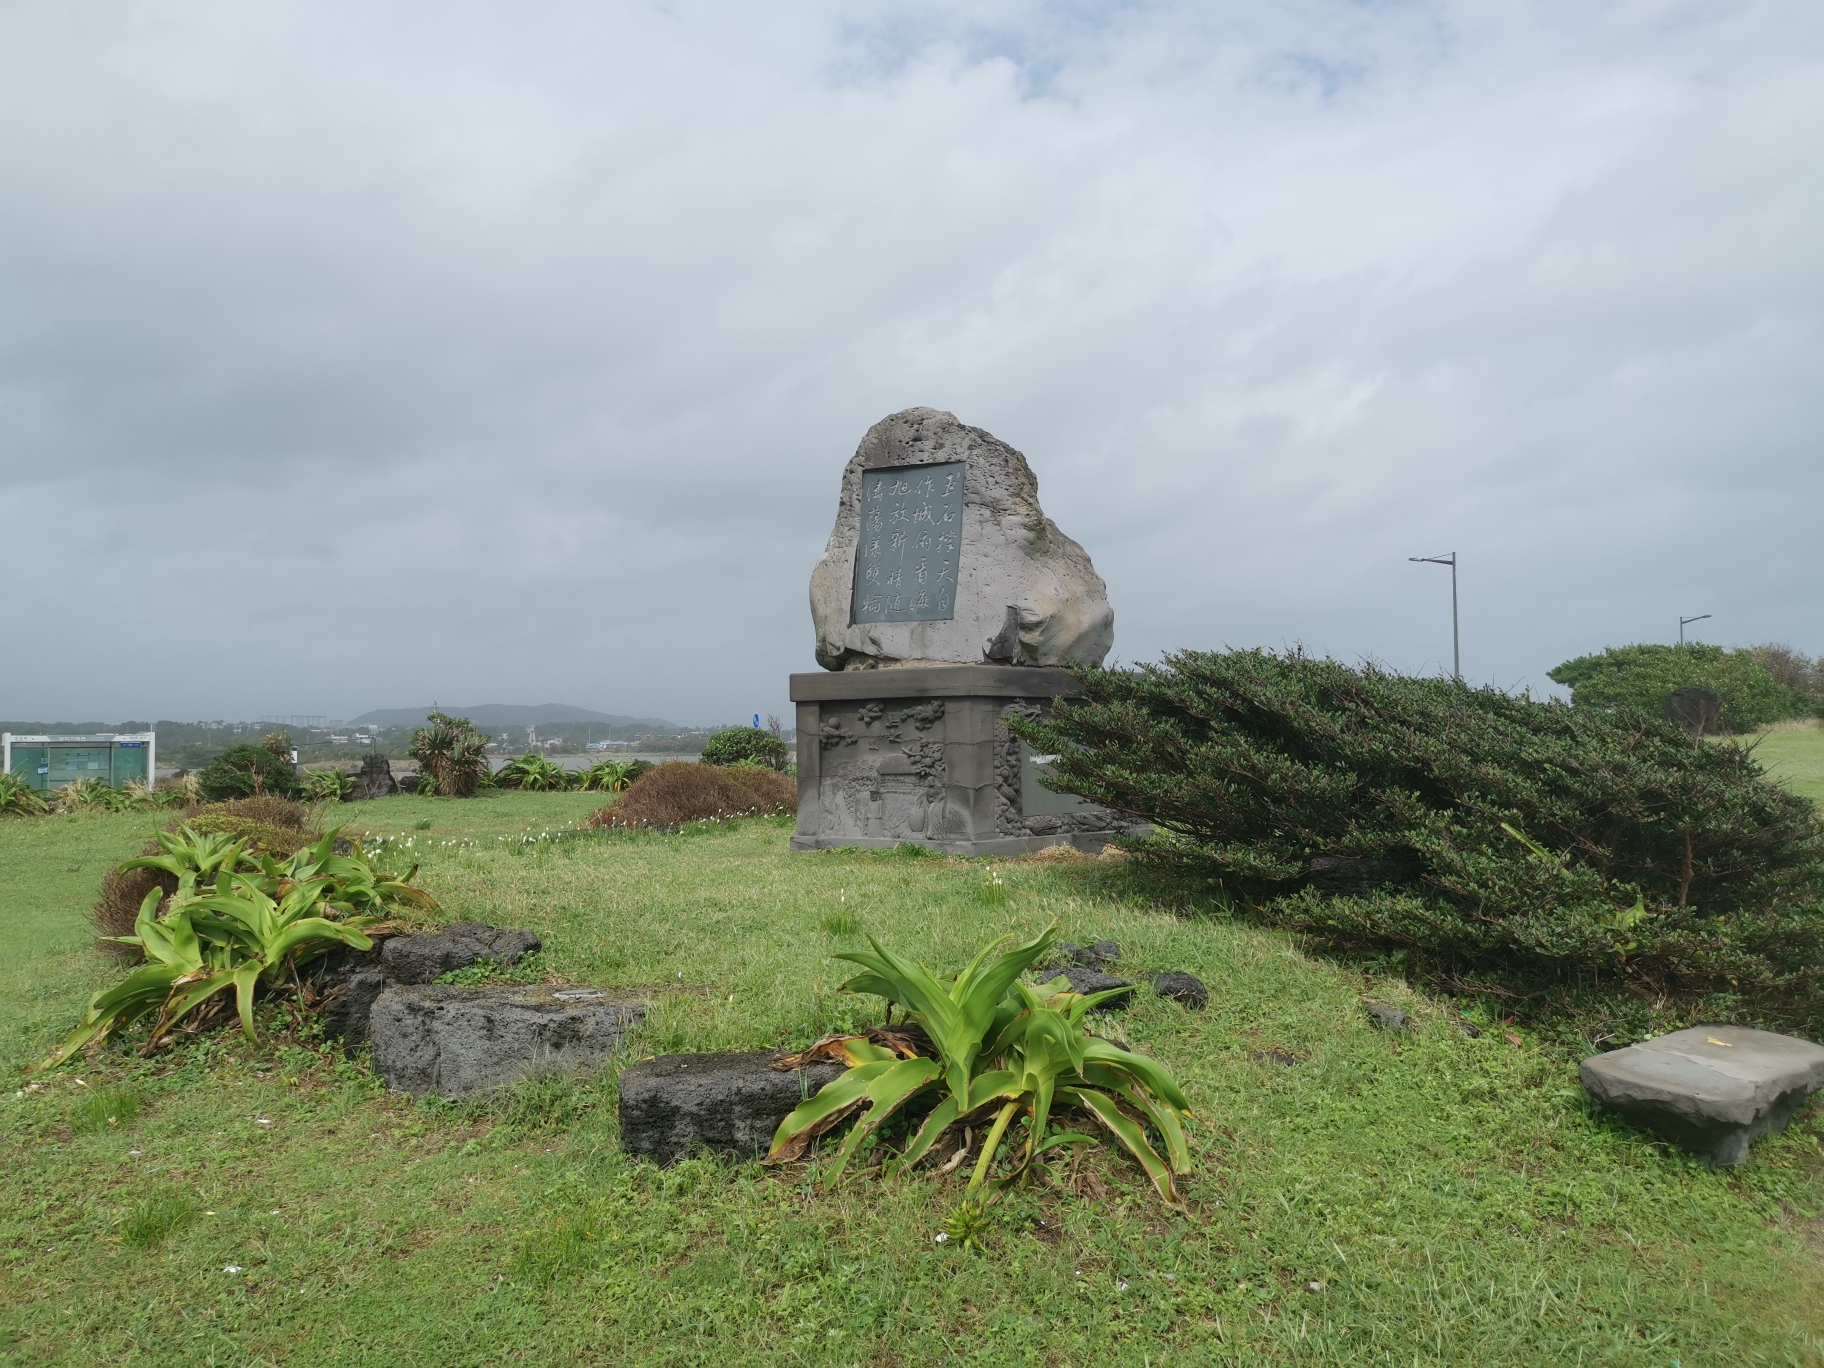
808, 408, 1114, 672
368, 983, 645, 1097
618, 1052, 847, 1164
380, 923, 541, 984
348, 753, 398, 800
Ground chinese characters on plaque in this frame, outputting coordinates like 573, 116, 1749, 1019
851, 460, 964, 624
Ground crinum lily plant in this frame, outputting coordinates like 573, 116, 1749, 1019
34, 825, 434, 1071
767, 923, 1195, 1207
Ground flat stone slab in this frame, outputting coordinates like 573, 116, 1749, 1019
369, 983, 645, 1097
618, 1051, 846, 1165
1580, 1025, 1824, 1165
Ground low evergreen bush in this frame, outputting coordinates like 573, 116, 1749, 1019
700, 727, 789, 770
1549, 642, 1813, 732
1010, 649, 1824, 1037
196, 743, 301, 802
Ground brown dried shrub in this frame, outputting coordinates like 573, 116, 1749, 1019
586, 761, 796, 830
92, 857, 175, 958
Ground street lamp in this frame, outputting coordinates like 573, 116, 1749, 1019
1409, 551, 1460, 681
1679, 613, 1711, 645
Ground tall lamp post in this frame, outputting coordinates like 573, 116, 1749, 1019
1409, 551, 1460, 681
1679, 613, 1711, 645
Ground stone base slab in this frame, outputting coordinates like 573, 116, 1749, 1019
789, 665, 1138, 857
790, 831, 1119, 857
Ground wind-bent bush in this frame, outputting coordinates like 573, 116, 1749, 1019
586, 761, 795, 829
1010, 649, 1824, 1035
1549, 643, 1812, 732
700, 727, 789, 770
197, 743, 301, 802
768, 923, 1194, 1208
408, 711, 491, 797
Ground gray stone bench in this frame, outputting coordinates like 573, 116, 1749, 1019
1580, 1026, 1824, 1165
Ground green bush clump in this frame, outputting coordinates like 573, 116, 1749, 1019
197, 742, 301, 802
768, 922, 1194, 1208
1549, 643, 1814, 732
700, 727, 788, 770
180, 813, 314, 858
120, 1192, 198, 1248
91, 798, 320, 953
1010, 648, 1824, 1037
302, 768, 356, 802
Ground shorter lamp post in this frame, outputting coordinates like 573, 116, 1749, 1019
1409, 551, 1460, 681
1679, 613, 1711, 645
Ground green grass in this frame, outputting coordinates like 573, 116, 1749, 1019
2, 793, 1821, 1365
1727, 721, 1824, 806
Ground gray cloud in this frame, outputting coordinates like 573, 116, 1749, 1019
2, 1, 1819, 723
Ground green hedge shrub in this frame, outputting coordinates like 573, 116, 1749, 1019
196, 743, 301, 802
1009, 649, 1824, 1037
700, 727, 789, 770
1548, 642, 1813, 732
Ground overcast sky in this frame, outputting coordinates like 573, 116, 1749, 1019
3, 1, 1819, 727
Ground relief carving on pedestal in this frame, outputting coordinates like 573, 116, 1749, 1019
815, 700, 959, 843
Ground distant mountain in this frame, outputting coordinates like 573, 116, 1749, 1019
345, 704, 680, 730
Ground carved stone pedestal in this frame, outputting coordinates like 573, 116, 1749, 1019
789, 666, 1135, 856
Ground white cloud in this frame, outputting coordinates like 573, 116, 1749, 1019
1, 0, 1819, 721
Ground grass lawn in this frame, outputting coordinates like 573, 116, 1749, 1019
1726, 721, 1824, 807
3, 792, 1821, 1366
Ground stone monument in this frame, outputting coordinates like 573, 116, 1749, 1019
791, 407, 1137, 855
